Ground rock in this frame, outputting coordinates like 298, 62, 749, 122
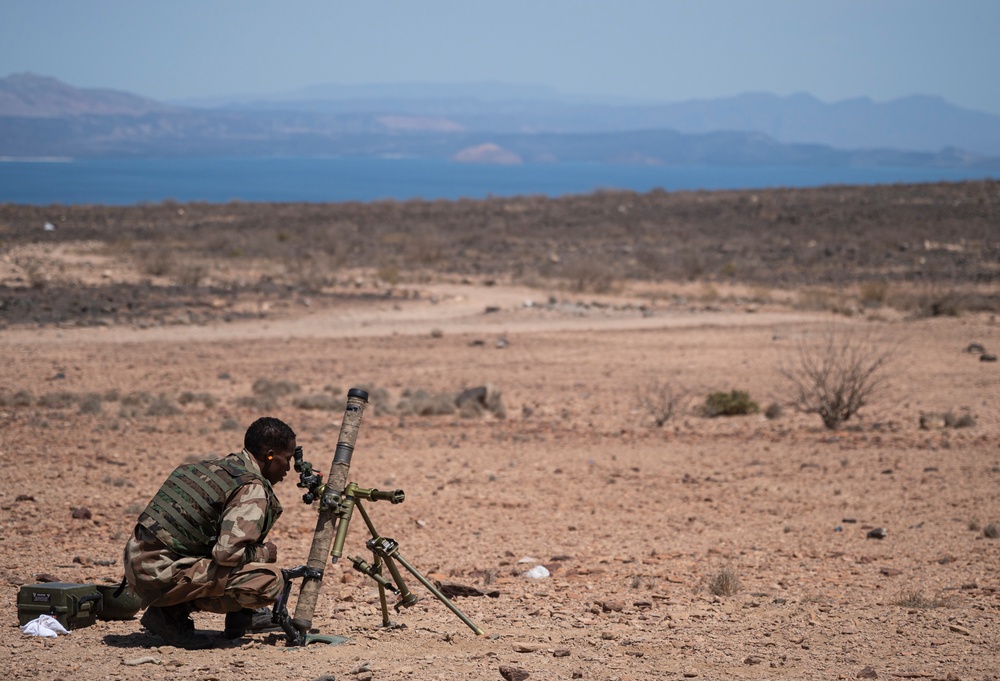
866, 527, 887, 539
71, 506, 93, 519
513, 643, 544, 652
499, 665, 530, 681
122, 657, 160, 666
744, 655, 764, 665
857, 666, 878, 678
522, 565, 550, 579
435, 582, 487, 598
965, 342, 986, 354
601, 600, 624, 612
553, 649, 570, 657
948, 624, 971, 635
981, 353, 997, 362
880, 568, 902, 577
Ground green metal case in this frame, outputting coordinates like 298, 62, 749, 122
17, 582, 103, 630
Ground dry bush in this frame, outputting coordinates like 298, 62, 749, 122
892, 590, 942, 609
709, 566, 740, 597
146, 393, 182, 416
636, 380, 687, 427
779, 328, 895, 430
38, 391, 77, 409
985, 523, 1000, 539
703, 390, 758, 417
292, 394, 342, 411
252, 378, 300, 398
78, 393, 104, 414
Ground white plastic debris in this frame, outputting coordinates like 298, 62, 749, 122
522, 565, 550, 579
43, 222, 55, 232
20, 614, 71, 637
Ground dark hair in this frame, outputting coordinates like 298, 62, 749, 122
244, 417, 295, 458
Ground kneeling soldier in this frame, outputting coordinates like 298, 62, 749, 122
124, 417, 296, 648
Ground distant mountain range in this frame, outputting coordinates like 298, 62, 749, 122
2, 72, 1000, 169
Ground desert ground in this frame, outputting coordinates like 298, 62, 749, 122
1, 182, 999, 680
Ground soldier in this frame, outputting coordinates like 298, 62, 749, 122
124, 416, 296, 648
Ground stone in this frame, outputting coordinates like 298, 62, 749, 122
857, 666, 878, 679
499, 665, 529, 681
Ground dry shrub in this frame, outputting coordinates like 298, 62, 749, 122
397, 389, 456, 417
985, 523, 1000, 539
892, 590, 942, 609
858, 281, 889, 307
146, 393, 182, 416
0, 389, 35, 407
703, 390, 758, 417
252, 378, 300, 398
637, 380, 686, 427
779, 328, 895, 430
293, 394, 342, 411
563, 257, 615, 293
178, 391, 218, 409
709, 566, 740, 597
38, 391, 77, 409
78, 393, 104, 414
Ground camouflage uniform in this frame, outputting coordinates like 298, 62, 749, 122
124, 449, 284, 614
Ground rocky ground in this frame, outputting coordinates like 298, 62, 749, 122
1, 184, 999, 680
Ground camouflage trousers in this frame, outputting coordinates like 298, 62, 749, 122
124, 525, 283, 614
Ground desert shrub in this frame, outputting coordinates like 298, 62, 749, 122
178, 391, 218, 408
709, 566, 740, 597
892, 590, 941, 609
78, 393, 104, 414
135, 247, 174, 277
563, 257, 615, 293
764, 402, 784, 420
38, 391, 77, 409
146, 393, 182, 416
292, 394, 342, 411
220, 418, 240, 431
985, 523, 1000, 539
397, 389, 456, 417
0, 390, 35, 407
121, 391, 154, 406
703, 390, 759, 417
235, 395, 278, 411
455, 384, 506, 419
779, 328, 895, 430
636, 380, 687, 427
859, 281, 889, 307
252, 378, 300, 398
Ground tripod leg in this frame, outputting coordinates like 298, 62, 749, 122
391, 552, 484, 636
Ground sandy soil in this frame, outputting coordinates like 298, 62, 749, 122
2, 273, 999, 681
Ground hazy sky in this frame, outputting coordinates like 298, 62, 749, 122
3, 0, 999, 114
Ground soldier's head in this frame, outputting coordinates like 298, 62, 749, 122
244, 417, 297, 485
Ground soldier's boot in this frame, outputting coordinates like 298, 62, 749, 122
223, 607, 279, 639
140, 603, 215, 649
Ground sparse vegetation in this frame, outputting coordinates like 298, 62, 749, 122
703, 390, 759, 417
709, 566, 740, 597
779, 329, 895, 430
985, 523, 1000, 539
892, 590, 942, 609
637, 379, 687, 427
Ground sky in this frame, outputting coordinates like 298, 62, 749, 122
2, 0, 1000, 115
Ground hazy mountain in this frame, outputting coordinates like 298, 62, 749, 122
0, 72, 176, 118
172, 82, 1000, 156
2, 73, 999, 169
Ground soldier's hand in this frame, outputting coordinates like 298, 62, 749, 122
264, 542, 278, 563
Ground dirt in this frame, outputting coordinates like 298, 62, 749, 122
1, 185, 999, 680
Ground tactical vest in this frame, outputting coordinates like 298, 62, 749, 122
138, 452, 282, 557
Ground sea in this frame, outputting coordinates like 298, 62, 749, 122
0, 156, 995, 206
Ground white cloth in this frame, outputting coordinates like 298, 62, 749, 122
20, 614, 71, 637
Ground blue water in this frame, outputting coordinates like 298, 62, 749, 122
0, 156, 995, 206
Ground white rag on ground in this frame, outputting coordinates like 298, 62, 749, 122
20, 614, 71, 637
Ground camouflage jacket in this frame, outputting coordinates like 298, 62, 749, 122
138, 449, 282, 566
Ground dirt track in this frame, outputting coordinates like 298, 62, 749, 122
2, 277, 999, 681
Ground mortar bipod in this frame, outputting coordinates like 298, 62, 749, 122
335, 482, 484, 636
